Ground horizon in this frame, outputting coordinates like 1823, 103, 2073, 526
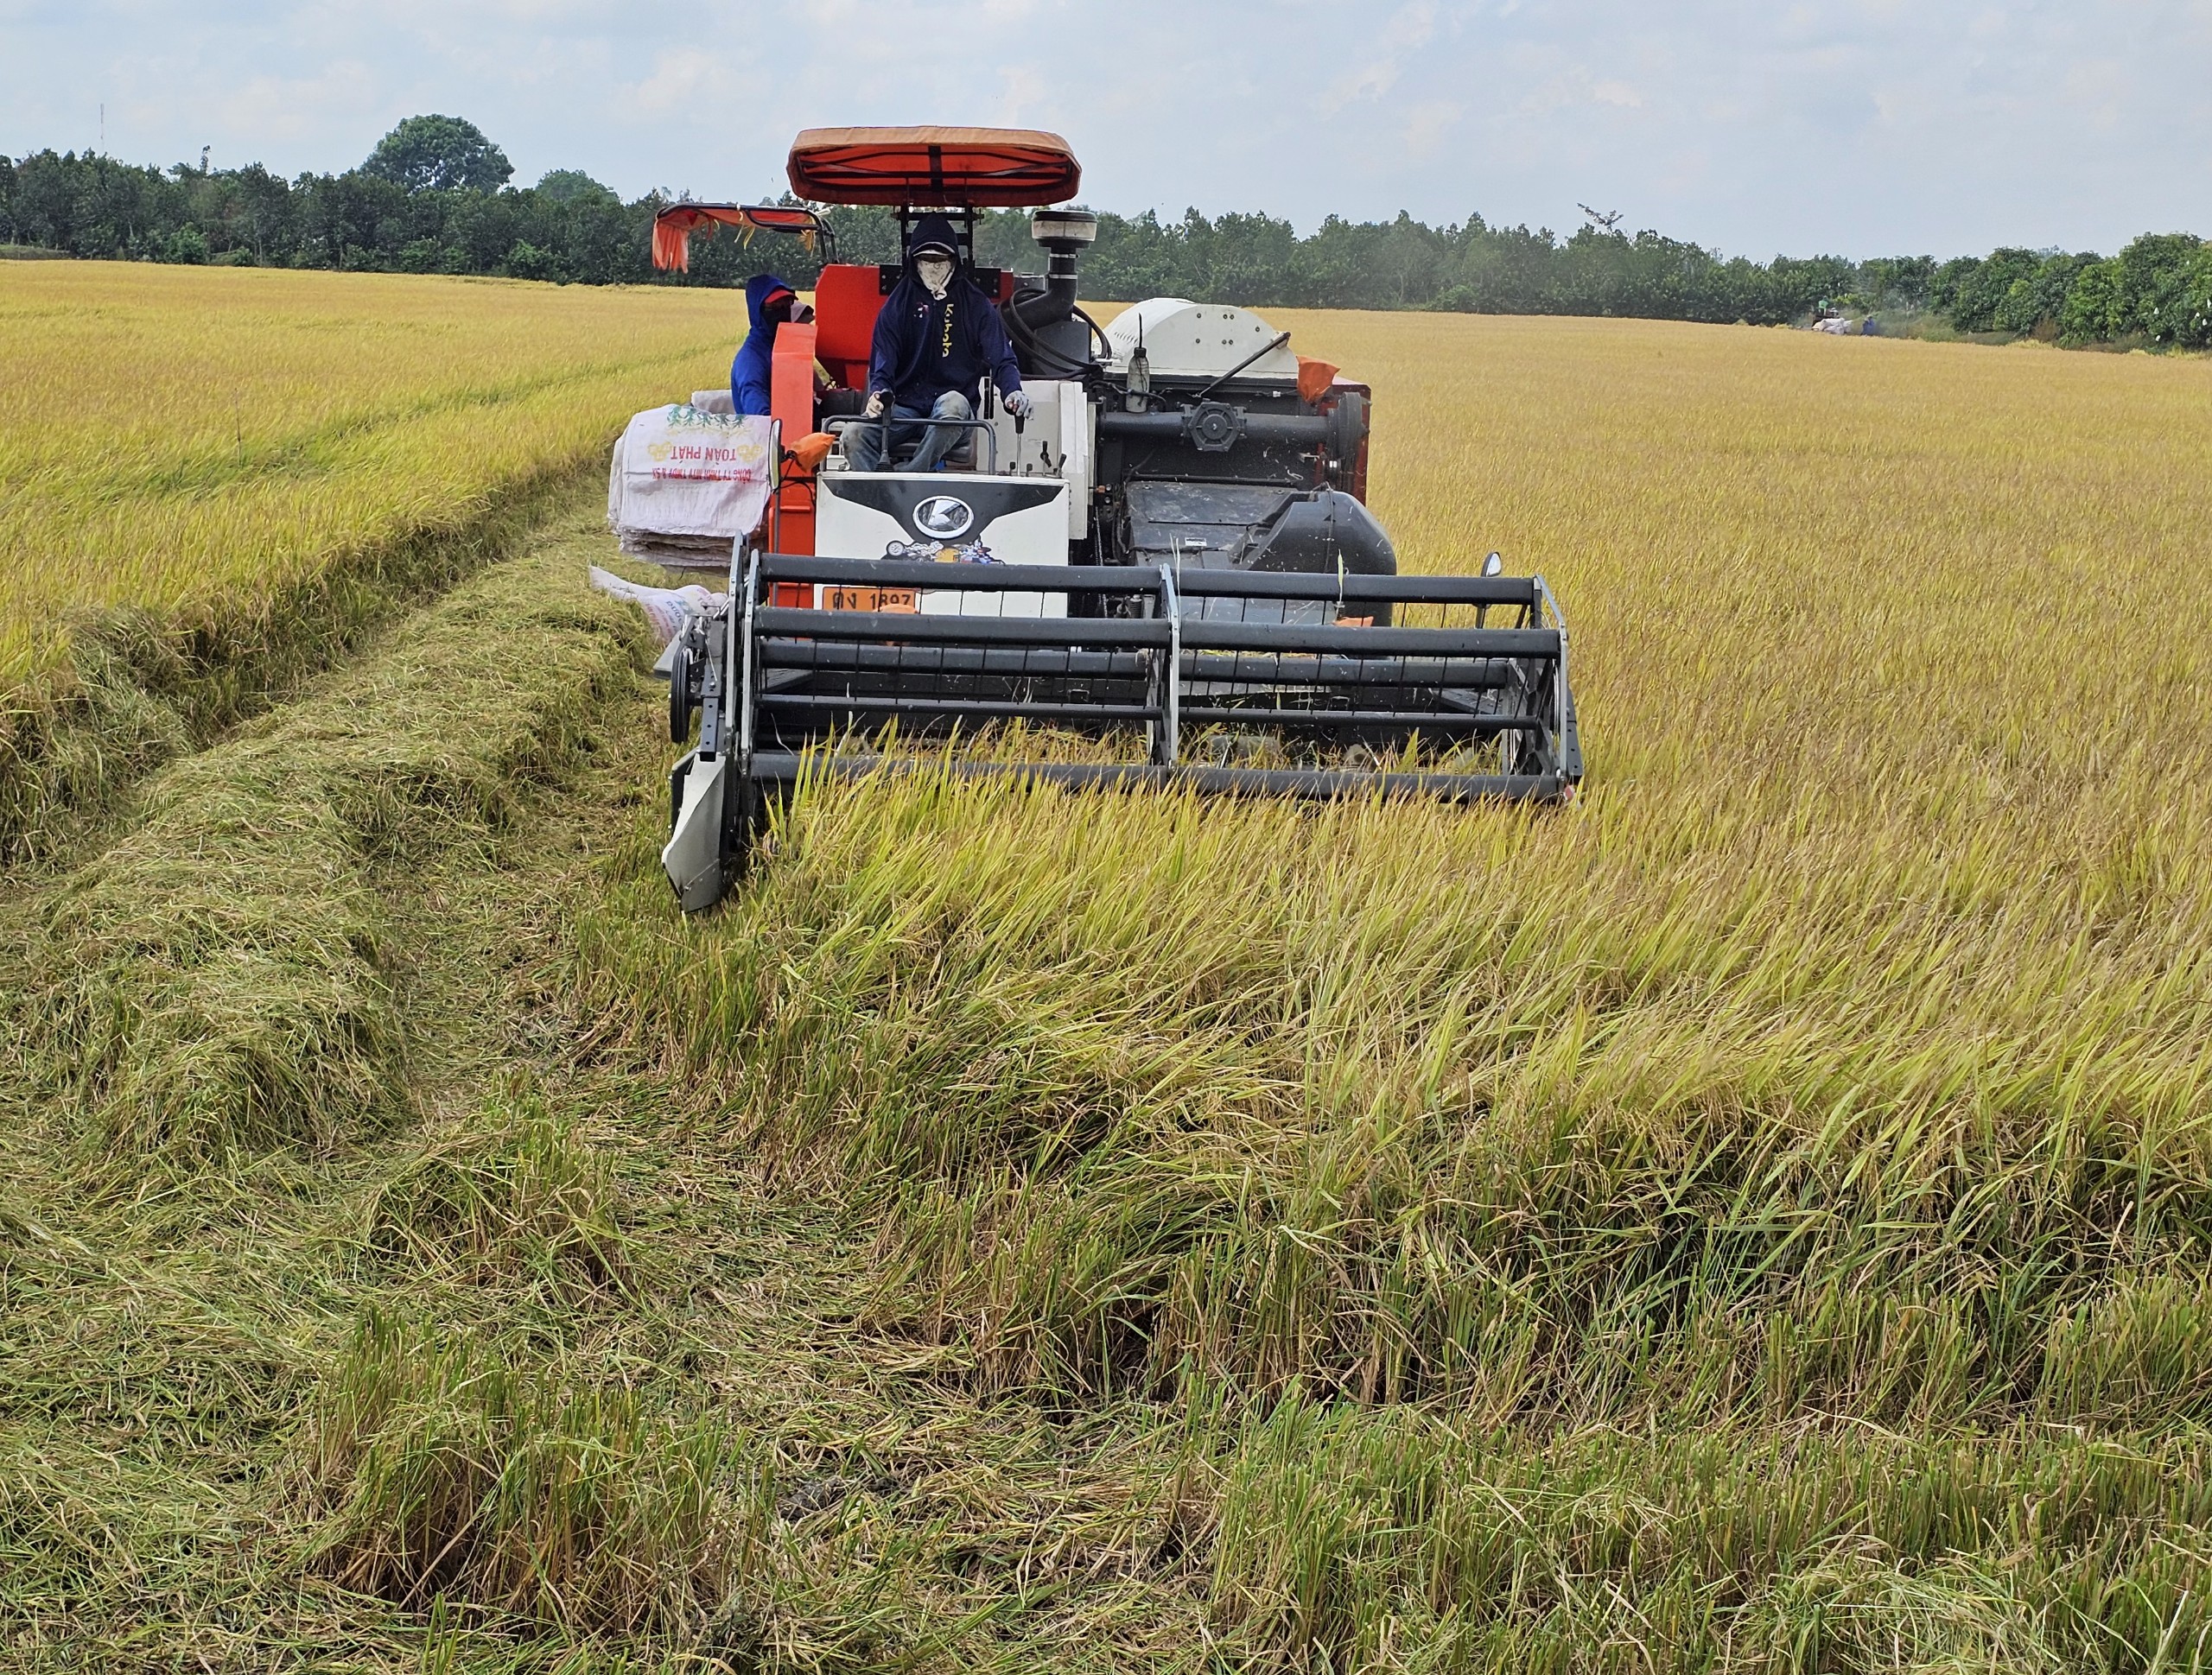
3, 3, 2208, 264
2, 130, 2195, 270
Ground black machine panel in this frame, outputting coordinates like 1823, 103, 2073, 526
1123, 483, 1397, 623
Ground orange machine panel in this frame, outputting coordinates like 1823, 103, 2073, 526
770, 319, 817, 556
811, 264, 884, 392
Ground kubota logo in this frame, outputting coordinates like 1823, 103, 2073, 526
913, 496, 975, 539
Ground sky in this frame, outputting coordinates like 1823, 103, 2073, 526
3, 0, 2209, 260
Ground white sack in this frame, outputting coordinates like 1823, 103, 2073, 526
588, 565, 720, 645
607, 406, 774, 540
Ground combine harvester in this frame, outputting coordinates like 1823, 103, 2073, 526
649, 127, 1580, 910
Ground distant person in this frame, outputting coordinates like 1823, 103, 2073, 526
847, 214, 1030, 473
729, 275, 810, 418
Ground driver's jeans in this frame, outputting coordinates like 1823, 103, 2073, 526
844, 390, 973, 473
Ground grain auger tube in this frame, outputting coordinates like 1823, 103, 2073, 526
646, 125, 1583, 911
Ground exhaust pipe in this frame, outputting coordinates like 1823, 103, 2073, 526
1013, 209, 1097, 371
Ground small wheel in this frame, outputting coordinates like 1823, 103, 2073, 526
667, 640, 694, 744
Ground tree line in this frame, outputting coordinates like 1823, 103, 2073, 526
4, 116, 2208, 348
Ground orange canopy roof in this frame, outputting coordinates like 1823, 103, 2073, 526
651, 203, 830, 273
786, 126, 1080, 207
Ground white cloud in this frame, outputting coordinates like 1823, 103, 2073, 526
623, 46, 750, 115
217, 63, 384, 143
1383, 1, 1439, 50
2061, 57, 2127, 130
1517, 67, 1644, 117
998, 62, 1046, 125
1321, 0, 1439, 112
1322, 60, 1398, 110
1402, 98, 1463, 156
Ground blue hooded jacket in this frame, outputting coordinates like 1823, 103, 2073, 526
868, 214, 1022, 409
729, 274, 797, 417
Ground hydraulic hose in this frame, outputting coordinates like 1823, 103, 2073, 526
1006, 283, 1098, 378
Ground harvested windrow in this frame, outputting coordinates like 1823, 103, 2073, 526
362, 1083, 640, 1302
29, 550, 644, 1167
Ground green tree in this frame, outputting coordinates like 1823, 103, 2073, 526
361, 115, 512, 194
2154, 240, 2212, 347
1929, 256, 1982, 317
1853, 256, 1936, 312
1990, 252, 2090, 335
505, 239, 563, 282
1942, 248, 2044, 333
533, 169, 616, 206
2058, 258, 2122, 342
2110, 232, 2209, 344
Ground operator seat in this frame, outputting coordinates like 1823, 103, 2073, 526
809, 261, 1020, 469
813, 260, 1020, 390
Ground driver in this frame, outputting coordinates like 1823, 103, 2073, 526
847, 214, 1031, 472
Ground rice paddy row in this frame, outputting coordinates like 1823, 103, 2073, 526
0, 261, 734, 857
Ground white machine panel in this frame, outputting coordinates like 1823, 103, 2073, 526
978, 379, 1092, 539
1103, 299, 1300, 381
814, 472, 1070, 618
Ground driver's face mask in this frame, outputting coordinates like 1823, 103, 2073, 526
916, 257, 954, 297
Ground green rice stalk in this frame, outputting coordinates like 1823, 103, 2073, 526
301, 1312, 764, 1640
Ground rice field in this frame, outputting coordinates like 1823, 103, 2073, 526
6, 282, 2212, 1671
0, 262, 733, 851
574, 317, 2212, 1666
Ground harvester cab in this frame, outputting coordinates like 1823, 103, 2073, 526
649, 126, 1581, 911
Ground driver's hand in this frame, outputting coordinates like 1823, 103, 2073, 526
1004, 389, 1033, 421
863, 391, 887, 419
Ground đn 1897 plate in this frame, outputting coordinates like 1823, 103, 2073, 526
820, 585, 918, 612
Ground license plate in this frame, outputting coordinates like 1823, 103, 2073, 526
821, 585, 918, 612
